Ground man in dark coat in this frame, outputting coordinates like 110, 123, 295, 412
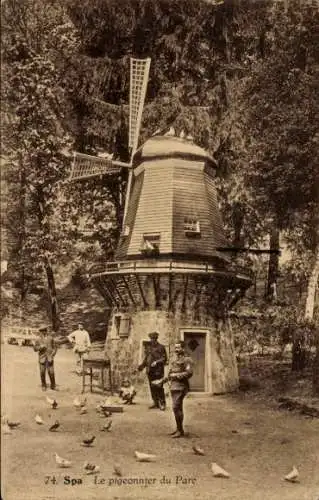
168, 341, 193, 438
138, 332, 168, 410
33, 326, 57, 391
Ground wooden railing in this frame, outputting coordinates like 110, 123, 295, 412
87, 259, 254, 282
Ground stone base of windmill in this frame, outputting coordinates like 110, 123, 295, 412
104, 310, 239, 395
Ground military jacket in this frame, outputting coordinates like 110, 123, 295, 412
168, 354, 193, 391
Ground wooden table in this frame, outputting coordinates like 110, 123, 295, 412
82, 358, 113, 394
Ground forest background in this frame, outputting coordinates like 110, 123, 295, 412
1, 0, 318, 393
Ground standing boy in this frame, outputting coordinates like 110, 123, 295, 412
67, 323, 91, 373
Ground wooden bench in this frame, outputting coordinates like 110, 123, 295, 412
82, 358, 113, 394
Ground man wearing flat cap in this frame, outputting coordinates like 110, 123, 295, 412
33, 325, 57, 391
138, 332, 168, 410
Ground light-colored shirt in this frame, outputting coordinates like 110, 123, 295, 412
68, 329, 91, 350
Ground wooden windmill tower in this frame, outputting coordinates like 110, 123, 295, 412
70, 58, 253, 395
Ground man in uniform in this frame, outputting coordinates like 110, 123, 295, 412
67, 323, 91, 373
168, 341, 193, 438
138, 332, 168, 410
33, 325, 57, 391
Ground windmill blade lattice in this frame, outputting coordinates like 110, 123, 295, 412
68, 57, 151, 183
69, 152, 129, 182
129, 58, 151, 154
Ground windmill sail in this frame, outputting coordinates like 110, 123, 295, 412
68, 57, 151, 184
129, 58, 151, 155
69, 152, 128, 182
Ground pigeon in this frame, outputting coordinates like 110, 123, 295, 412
35, 414, 44, 425
113, 464, 122, 477
101, 420, 112, 432
164, 126, 175, 137
134, 451, 156, 462
82, 436, 95, 447
73, 396, 86, 408
211, 462, 230, 478
49, 421, 60, 432
284, 466, 300, 483
192, 445, 205, 456
1, 423, 12, 434
6, 420, 21, 429
84, 462, 96, 471
55, 452, 72, 468
80, 406, 88, 415
86, 465, 100, 475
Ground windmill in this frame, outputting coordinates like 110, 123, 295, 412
68, 56, 255, 394
69, 57, 151, 224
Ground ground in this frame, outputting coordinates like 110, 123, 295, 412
1, 344, 319, 500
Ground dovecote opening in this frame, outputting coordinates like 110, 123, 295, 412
184, 217, 201, 237
141, 233, 160, 256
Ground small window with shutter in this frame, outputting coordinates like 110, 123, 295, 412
184, 217, 201, 236
110, 313, 131, 339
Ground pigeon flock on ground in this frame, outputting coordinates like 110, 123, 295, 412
1, 394, 301, 485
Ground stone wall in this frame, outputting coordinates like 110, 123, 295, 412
105, 308, 238, 396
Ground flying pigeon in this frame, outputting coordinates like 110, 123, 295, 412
211, 462, 230, 478
284, 466, 300, 483
101, 420, 112, 432
6, 420, 21, 429
134, 451, 156, 462
35, 414, 44, 425
55, 452, 72, 468
49, 421, 60, 432
192, 445, 205, 456
113, 464, 122, 477
82, 436, 95, 447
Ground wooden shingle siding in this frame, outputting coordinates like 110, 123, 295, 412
127, 160, 174, 256
116, 171, 145, 260
172, 164, 228, 259
204, 173, 228, 248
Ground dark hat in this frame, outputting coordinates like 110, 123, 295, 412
39, 325, 48, 333
148, 331, 159, 339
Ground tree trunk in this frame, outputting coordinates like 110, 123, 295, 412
306, 246, 319, 394
266, 227, 280, 299
43, 255, 60, 333
304, 246, 319, 321
313, 333, 319, 396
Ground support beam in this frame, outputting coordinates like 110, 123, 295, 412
168, 273, 173, 311
122, 275, 136, 306
152, 275, 161, 308
109, 276, 127, 307
181, 276, 189, 312
135, 275, 148, 308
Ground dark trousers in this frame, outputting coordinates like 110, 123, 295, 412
39, 360, 56, 389
171, 389, 187, 432
148, 375, 166, 408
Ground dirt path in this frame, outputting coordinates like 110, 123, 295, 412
1, 344, 319, 500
